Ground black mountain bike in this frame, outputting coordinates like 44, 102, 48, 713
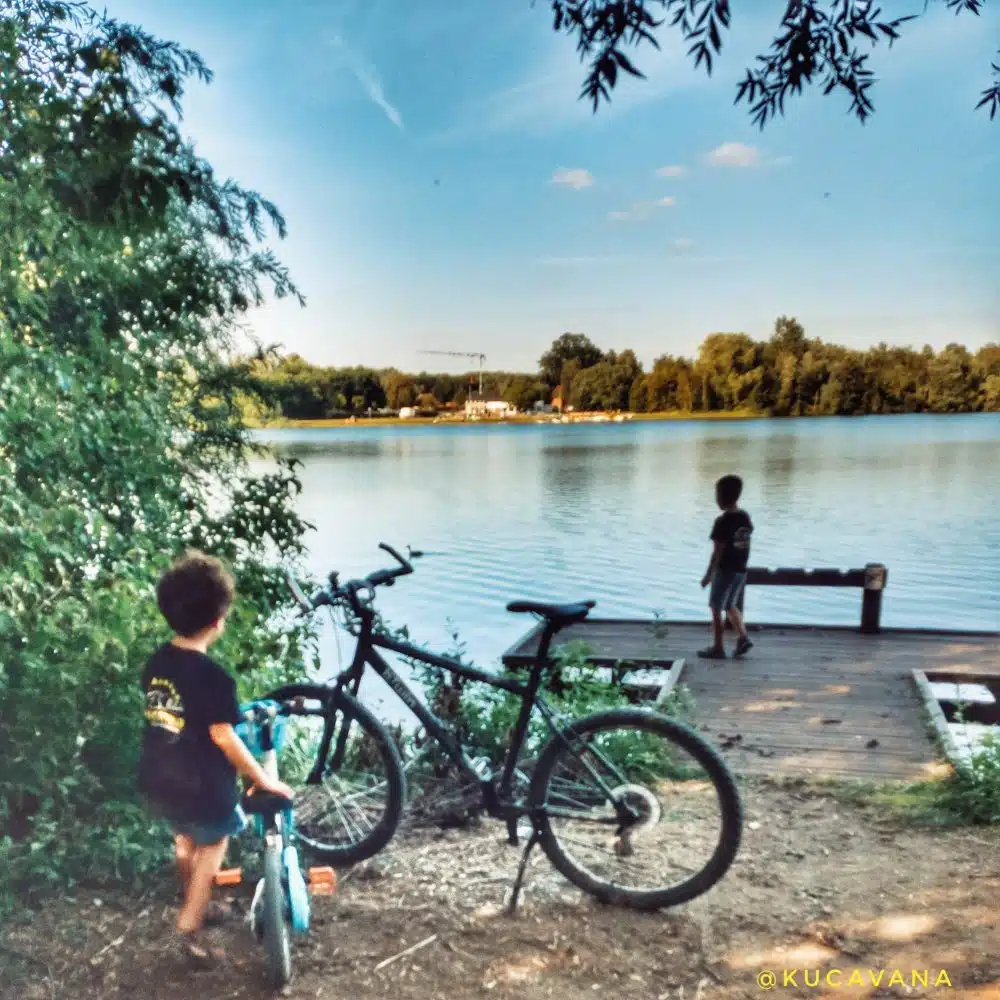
264, 543, 742, 910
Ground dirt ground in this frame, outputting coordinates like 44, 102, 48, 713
4, 777, 1000, 1000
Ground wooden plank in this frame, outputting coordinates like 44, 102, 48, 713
499, 618, 997, 781
655, 658, 685, 706
746, 567, 867, 587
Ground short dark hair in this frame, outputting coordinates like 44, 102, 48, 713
716, 474, 743, 506
157, 550, 235, 637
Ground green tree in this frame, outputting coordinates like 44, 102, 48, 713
503, 375, 547, 410
559, 356, 583, 407
383, 371, 417, 409
925, 343, 981, 412
694, 333, 761, 410
646, 354, 694, 411
628, 374, 650, 412
539, 332, 603, 387
417, 391, 440, 413
549, 0, 1000, 127
0, 2, 314, 904
250, 323, 994, 421
982, 375, 1000, 411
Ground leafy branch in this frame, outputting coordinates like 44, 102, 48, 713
543, 0, 998, 126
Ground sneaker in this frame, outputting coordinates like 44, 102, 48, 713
734, 637, 754, 658
697, 646, 727, 660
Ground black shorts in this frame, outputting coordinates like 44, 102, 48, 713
709, 570, 746, 612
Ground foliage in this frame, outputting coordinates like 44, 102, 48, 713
0, 2, 315, 909
935, 736, 1000, 824
539, 332, 605, 388
387, 616, 697, 822
240, 318, 1000, 421
544, 0, 1000, 126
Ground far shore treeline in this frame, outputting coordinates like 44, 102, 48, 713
235, 318, 1000, 422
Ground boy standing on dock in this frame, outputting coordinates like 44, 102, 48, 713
699, 474, 754, 660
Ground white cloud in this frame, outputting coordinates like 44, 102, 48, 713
673, 237, 694, 249
608, 197, 676, 221
706, 141, 759, 167
656, 165, 686, 178
330, 34, 404, 131
552, 168, 594, 189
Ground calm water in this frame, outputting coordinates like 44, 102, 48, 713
250, 415, 1000, 712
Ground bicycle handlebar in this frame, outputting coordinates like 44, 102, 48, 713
284, 543, 421, 618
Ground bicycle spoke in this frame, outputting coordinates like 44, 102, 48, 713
536, 713, 739, 903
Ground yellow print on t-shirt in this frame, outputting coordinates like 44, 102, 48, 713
145, 677, 185, 733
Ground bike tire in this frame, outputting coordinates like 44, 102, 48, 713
263, 841, 292, 988
279, 684, 406, 866
530, 707, 742, 910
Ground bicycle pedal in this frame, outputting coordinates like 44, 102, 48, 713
307, 866, 337, 896
214, 868, 242, 886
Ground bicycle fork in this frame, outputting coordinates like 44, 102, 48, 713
257, 744, 310, 935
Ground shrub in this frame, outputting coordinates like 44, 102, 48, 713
0, 3, 313, 912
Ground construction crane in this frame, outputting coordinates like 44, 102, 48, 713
419, 350, 486, 396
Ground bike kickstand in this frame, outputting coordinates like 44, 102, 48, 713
505, 828, 540, 916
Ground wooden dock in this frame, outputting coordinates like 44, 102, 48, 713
503, 620, 1000, 781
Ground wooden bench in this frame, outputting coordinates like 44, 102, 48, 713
733, 563, 888, 634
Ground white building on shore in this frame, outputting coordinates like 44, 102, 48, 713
464, 394, 516, 419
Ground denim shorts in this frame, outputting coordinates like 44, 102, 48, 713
171, 805, 247, 846
709, 570, 746, 612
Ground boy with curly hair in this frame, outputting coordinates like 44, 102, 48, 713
137, 551, 293, 964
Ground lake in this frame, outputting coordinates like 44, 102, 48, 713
250, 414, 1000, 713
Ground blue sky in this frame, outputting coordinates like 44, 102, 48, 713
111, 0, 999, 372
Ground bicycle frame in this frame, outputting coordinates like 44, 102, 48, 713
265, 564, 646, 839
320, 609, 607, 826
239, 702, 312, 934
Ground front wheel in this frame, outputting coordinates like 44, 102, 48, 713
274, 685, 406, 866
530, 708, 742, 910
262, 841, 292, 987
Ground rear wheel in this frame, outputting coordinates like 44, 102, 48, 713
530, 707, 742, 909
276, 686, 405, 865
262, 842, 291, 987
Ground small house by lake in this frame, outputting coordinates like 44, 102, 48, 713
465, 394, 516, 419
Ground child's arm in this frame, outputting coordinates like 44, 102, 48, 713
701, 542, 724, 588
209, 723, 295, 800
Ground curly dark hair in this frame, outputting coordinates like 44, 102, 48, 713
156, 550, 235, 637
716, 474, 743, 507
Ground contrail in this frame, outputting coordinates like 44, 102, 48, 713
331, 34, 404, 131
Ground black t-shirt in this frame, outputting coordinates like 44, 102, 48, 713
138, 643, 243, 822
710, 509, 753, 573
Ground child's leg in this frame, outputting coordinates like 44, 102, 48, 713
726, 605, 748, 640
176, 837, 229, 935
174, 833, 195, 898
710, 608, 724, 650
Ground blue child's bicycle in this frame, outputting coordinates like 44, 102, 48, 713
218, 698, 336, 989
